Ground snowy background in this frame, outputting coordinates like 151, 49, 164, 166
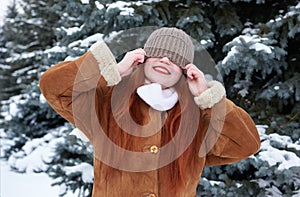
1, 0, 299, 196
0, 0, 12, 26
0, 1, 75, 196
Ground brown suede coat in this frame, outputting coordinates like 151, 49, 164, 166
40, 41, 261, 197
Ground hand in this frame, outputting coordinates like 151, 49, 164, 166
117, 48, 146, 77
185, 64, 208, 96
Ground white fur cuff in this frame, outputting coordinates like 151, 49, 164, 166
194, 80, 226, 110
90, 41, 121, 86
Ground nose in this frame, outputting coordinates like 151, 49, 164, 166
159, 57, 171, 65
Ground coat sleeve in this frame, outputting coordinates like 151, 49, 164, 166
195, 81, 261, 166
39, 41, 121, 142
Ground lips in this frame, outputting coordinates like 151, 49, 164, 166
153, 66, 170, 75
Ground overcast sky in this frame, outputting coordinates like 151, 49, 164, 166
0, 0, 12, 26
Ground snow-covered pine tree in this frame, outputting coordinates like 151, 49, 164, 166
0, 0, 21, 102
1, 0, 299, 196
0, 0, 65, 157
1, 0, 104, 196
208, 1, 300, 196
216, 1, 300, 136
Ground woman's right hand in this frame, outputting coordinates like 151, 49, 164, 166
117, 48, 146, 77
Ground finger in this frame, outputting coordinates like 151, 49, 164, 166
132, 54, 145, 66
185, 65, 196, 78
133, 49, 146, 63
186, 69, 195, 80
190, 67, 204, 79
134, 48, 146, 56
127, 49, 145, 59
185, 64, 202, 74
187, 67, 198, 78
192, 70, 202, 79
185, 63, 194, 70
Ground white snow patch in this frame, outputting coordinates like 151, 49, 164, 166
120, 7, 134, 16
103, 30, 123, 42
236, 183, 243, 188
6, 51, 40, 63
257, 125, 300, 170
275, 17, 282, 22
1, 159, 78, 197
70, 128, 90, 142
44, 46, 67, 54
107, 1, 130, 10
39, 93, 47, 104
81, 0, 89, 4
68, 33, 104, 48
222, 35, 273, 64
64, 162, 94, 183
8, 134, 65, 173
249, 42, 272, 54
95, 1, 104, 10
0, 129, 15, 157
209, 180, 223, 186
107, 1, 134, 16
0, 64, 10, 69
1, 95, 28, 121
242, 27, 259, 35
5, 126, 71, 173
1, 160, 60, 197
258, 145, 299, 170
266, 185, 283, 197
222, 46, 239, 64
60, 26, 83, 36
200, 40, 208, 45
9, 102, 18, 117
289, 139, 300, 150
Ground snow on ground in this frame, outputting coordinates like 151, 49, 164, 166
0, 127, 79, 197
0, 159, 77, 197
0, 161, 80, 197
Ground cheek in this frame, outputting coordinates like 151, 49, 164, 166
144, 65, 158, 83
172, 72, 182, 84
170, 65, 183, 79
173, 65, 182, 74
144, 64, 153, 77
163, 70, 182, 87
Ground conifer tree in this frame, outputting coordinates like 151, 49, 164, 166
1, 0, 299, 196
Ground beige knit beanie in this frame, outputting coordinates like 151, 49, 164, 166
144, 27, 194, 67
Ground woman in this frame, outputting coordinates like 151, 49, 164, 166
40, 27, 260, 197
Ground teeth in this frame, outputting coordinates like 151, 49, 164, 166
154, 67, 169, 74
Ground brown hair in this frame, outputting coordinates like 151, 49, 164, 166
102, 65, 202, 191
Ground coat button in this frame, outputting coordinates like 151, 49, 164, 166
142, 192, 157, 197
150, 145, 159, 154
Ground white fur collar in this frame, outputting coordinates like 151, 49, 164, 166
137, 83, 178, 111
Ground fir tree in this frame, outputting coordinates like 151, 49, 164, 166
1, 0, 299, 196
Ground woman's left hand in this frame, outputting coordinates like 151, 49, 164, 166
185, 64, 208, 96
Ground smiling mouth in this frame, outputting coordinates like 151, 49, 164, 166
153, 66, 170, 75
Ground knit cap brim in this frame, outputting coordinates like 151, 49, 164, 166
144, 27, 194, 67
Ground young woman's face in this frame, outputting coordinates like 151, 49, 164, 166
144, 57, 183, 88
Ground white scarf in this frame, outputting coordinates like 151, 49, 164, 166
137, 82, 179, 111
